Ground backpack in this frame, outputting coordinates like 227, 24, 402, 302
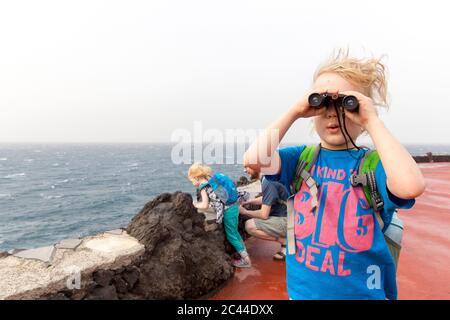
286, 144, 403, 268
202, 173, 238, 206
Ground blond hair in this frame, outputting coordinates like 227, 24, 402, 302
188, 163, 213, 180
314, 48, 389, 108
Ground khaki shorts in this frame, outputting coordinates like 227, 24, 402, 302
254, 216, 287, 238
384, 235, 401, 270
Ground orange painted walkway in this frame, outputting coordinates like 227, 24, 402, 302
211, 163, 450, 300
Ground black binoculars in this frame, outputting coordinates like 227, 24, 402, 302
308, 93, 359, 112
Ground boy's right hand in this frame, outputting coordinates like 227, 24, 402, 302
290, 88, 332, 119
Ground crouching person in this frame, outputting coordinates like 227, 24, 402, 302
240, 166, 289, 260
188, 163, 252, 268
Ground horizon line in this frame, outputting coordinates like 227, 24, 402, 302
0, 141, 449, 146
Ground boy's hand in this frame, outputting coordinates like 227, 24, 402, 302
340, 90, 379, 129
289, 88, 331, 119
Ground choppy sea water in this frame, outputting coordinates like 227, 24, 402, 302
0, 143, 449, 251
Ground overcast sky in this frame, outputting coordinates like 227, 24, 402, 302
0, 0, 449, 144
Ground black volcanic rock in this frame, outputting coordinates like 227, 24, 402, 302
125, 192, 234, 299
39, 192, 239, 300
85, 285, 118, 300
93, 270, 114, 287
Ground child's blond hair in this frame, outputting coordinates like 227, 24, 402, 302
314, 48, 389, 108
188, 163, 213, 180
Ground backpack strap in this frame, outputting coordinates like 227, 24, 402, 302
287, 144, 321, 255
286, 196, 296, 255
352, 151, 404, 257
292, 144, 321, 192
292, 144, 321, 211
350, 150, 384, 212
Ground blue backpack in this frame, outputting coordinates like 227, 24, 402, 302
202, 173, 238, 206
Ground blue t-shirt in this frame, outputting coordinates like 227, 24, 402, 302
266, 145, 415, 300
261, 178, 289, 217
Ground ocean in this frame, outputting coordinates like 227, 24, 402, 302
1, 143, 449, 251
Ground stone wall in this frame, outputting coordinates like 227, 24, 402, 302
413, 153, 450, 163
0, 230, 144, 300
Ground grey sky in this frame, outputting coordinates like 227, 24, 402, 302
0, 0, 449, 144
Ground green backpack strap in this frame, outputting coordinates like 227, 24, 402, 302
292, 144, 321, 193
350, 150, 384, 212
290, 144, 321, 213
357, 151, 403, 267
287, 144, 321, 256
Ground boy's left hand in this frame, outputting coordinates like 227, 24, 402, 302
340, 91, 379, 129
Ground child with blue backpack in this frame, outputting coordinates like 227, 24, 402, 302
244, 49, 426, 299
188, 163, 252, 268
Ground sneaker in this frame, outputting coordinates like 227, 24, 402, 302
232, 257, 252, 268
273, 245, 286, 261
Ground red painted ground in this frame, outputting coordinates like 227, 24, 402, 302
211, 163, 450, 300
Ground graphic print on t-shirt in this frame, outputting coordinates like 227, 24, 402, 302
293, 164, 375, 277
